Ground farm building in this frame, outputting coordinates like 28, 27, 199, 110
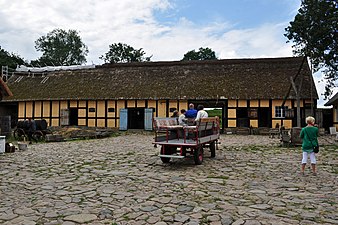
0, 56, 318, 131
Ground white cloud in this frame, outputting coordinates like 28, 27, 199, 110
0, 0, 292, 63
0, 0, 331, 106
0, 0, 173, 62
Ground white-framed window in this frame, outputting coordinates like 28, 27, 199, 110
275, 106, 288, 118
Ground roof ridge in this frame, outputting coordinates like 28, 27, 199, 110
99, 56, 304, 68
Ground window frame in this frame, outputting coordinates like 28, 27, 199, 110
275, 106, 288, 118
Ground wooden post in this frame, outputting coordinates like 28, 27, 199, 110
290, 76, 303, 127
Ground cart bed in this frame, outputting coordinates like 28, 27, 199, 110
153, 117, 220, 165
153, 134, 219, 146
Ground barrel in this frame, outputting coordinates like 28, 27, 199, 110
0, 116, 12, 138
35, 119, 48, 130
17, 120, 30, 130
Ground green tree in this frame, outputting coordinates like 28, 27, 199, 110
100, 43, 152, 63
182, 47, 217, 61
33, 29, 88, 66
284, 0, 337, 98
0, 46, 27, 69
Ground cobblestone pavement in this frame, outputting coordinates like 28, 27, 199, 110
0, 134, 337, 225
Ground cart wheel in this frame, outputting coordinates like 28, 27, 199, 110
194, 145, 203, 165
160, 146, 171, 163
210, 141, 216, 158
14, 128, 27, 141
181, 147, 187, 157
32, 131, 44, 142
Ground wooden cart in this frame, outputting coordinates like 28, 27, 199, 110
13, 119, 51, 142
153, 117, 220, 165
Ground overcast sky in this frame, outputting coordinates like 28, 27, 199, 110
0, 0, 334, 106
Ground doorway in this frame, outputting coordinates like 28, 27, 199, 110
128, 108, 145, 129
69, 108, 78, 126
237, 108, 249, 127
258, 108, 270, 127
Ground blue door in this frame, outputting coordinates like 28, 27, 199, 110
119, 108, 128, 131
144, 108, 153, 131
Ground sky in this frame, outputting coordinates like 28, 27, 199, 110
0, 0, 335, 106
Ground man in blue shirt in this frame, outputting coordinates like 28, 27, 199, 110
185, 103, 197, 118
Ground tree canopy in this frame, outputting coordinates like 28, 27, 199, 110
182, 47, 217, 61
33, 29, 88, 66
284, 0, 337, 98
0, 46, 27, 69
100, 43, 152, 63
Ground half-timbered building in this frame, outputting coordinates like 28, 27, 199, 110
0, 57, 318, 130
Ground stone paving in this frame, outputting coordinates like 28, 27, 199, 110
0, 134, 337, 225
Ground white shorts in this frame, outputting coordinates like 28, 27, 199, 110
301, 152, 316, 164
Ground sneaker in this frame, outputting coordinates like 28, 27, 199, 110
312, 172, 317, 176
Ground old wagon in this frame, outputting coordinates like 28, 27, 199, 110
153, 117, 220, 165
13, 119, 51, 142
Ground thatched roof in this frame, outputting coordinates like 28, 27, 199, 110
0, 78, 13, 99
3, 57, 318, 102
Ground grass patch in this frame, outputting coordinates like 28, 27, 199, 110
123, 215, 130, 220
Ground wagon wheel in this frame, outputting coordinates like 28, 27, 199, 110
160, 145, 171, 163
32, 130, 44, 142
194, 145, 204, 165
210, 141, 216, 158
14, 128, 27, 141
181, 146, 187, 157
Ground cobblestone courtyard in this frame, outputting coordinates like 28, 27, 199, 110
0, 134, 337, 225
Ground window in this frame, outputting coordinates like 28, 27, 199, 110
275, 106, 288, 118
285, 109, 294, 118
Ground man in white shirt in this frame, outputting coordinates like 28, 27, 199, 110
195, 105, 208, 121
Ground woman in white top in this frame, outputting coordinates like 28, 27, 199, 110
195, 105, 208, 121
178, 109, 187, 125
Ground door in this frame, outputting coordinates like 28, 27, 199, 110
119, 108, 128, 131
60, 109, 69, 126
144, 108, 153, 131
258, 108, 270, 127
